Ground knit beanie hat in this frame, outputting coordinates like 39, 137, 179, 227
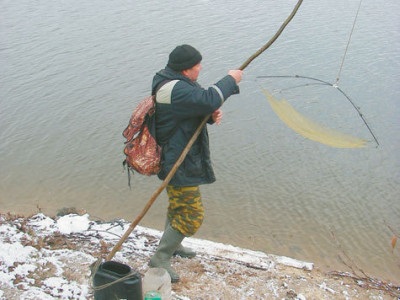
167, 44, 202, 71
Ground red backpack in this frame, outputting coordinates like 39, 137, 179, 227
122, 95, 161, 181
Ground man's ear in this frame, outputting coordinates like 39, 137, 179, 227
181, 69, 189, 77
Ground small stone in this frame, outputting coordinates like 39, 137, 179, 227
296, 294, 306, 300
286, 289, 297, 299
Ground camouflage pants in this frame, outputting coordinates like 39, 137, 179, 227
166, 185, 204, 237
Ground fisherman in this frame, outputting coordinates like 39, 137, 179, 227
149, 44, 243, 282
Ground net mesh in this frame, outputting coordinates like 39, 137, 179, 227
261, 88, 367, 148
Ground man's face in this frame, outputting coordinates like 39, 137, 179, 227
182, 63, 202, 81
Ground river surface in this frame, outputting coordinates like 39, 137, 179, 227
1, 0, 399, 283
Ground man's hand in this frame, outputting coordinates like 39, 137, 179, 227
228, 70, 243, 84
212, 109, 223, 125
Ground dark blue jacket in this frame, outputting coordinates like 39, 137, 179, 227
152, 67, 239, 186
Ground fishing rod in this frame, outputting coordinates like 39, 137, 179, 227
335, 0, 363, 86
105, 0, 304, 261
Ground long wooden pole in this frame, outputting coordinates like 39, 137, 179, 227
239, 0, 303, 70
106, 0, 303, 261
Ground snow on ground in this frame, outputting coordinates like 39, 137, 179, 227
0, 213, 398, 299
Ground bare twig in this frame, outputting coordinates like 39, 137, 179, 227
329, 230, 400, 297
330, 230, 368, 278
329, 270, 400, 298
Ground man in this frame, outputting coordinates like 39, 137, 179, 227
149, 44, 242, 282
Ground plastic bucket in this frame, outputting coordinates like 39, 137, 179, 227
93, 261, 142, 300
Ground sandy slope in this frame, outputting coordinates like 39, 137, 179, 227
0, 213, 398, 299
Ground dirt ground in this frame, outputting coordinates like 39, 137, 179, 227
0, 213, 399, 299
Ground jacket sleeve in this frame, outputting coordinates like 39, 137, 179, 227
214, 75, 240, 99
171, 75, 240, 119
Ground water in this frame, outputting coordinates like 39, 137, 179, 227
1, 0, 399, 283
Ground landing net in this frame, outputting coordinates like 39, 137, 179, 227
257, 75, 378, 148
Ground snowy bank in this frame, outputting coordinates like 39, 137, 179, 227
0, 213, 398, 299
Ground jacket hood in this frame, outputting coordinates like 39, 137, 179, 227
152, 67, 192, 95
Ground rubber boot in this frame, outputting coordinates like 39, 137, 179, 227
174, 243, 196, 258
165, 219, 196, 258
149, 224, 184, 283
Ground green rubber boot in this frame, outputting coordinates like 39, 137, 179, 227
174, 244, 196, 258
149, 224, 184, 283
164, 219, 197, 259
